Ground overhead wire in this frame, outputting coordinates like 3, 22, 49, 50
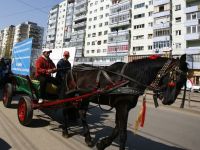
16, 0, 48, 14
0, 5, 52, 18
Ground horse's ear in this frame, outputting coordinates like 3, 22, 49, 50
180, 54, 186, 62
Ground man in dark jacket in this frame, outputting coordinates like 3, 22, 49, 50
35, 49, 57, 103
56, 51, 71, 81
56, 51, 71, 98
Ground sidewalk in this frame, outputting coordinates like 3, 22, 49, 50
143, 91, 200, 114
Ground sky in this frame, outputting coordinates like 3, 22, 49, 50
0, 0, 63, 30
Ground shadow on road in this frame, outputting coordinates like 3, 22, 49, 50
0, 138, 12, 150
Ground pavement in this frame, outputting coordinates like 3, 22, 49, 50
143, 90, 200, 115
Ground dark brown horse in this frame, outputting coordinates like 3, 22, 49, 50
61, 55, 188, 150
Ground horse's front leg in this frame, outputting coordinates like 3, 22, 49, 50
62, 108, 70, 138
79, 108, 93, 147
118, 105, 129, 150
96, 113, 119, 150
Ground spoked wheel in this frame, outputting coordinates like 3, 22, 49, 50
3, 83, 13, 108
17, 96, 33, 126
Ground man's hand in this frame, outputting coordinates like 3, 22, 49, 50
46, 68, 57, 74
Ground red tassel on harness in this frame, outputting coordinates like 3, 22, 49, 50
140, 99, 146, 127
148, 55, 160, 60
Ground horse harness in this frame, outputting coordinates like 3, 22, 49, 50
67, 59, 186, 109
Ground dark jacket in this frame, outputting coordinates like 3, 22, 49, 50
56, 58, 71, 81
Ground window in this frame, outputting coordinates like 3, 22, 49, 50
175, 5, 181, 11
176, 30, 181, 35
97, 49, 101, 53
148, 45, 153, 50
89, 18, 92, 21
100, 7, 103, 11
94, 17, 97, 20
148, 34, 153, 39
104, 30, 108, 35
159, 6, 164, 12
88, 34, 91, 37
105, 13, 109, 17
88, 26, 91, 29
105, 22, 108, 25
149, 11, 153, 16
187, 27, 191, 34
87, 42, 90, 45
92, 41, 95, 45
93, 25, 96, 28
175, 17, 181, 23
106, 5, 109, 9
134, 3, 145, 9
133, 35, 144, 40
98, 32, 102, 36
97, 41, 101, 45
86, 50, 89, 54
92, 33, 96, 37
99, 15, 103, 19
91, 50, 95, 53
192, 26, 196, 33
90, 3, 93, 6
99, 23, 102, 27
134, 24, 145, 29
175, 43, 181, 49
134, 13, 145, 19
104, 40, 107, 44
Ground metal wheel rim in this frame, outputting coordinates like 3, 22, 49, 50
18, 100, 26, 122
3, 88, 8, 105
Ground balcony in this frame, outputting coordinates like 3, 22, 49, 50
73, 14, 86, 21
153, 0, 170, 7
74, 6, 87, 14
153, 22, 170, 29
185, 33, 200, 41
64, 33, 71, 39
185, 19, 200, 26
73, 22, 86, 28
153, 10, 170, 18
74, 0, 87, 8
108, 30, 130, 43
153, 35, 170, 42
185, 5, 200, 14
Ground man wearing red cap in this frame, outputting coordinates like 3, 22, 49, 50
56, 51, 71, 97
35, 49, 58, 103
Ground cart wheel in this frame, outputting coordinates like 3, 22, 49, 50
3, 83, 13, 108
17, 96, 33, 126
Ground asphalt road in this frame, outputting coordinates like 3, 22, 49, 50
0, 95, 200, 150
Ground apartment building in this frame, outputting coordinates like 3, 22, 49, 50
63, 0, 75, 48
108, 0, 131, 59
55, 0, 68, 49
131, 0, 154, 55
46, 4, 59, 49
13, 21, 44, 50
0, 25, 15, 58
0, 30, 4, 56
70, 0, 88, 57
85, 0, 111, 57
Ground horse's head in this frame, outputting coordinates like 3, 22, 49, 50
157, 54, 188, 105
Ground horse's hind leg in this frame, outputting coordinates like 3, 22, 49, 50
62, 108, 70, 138
79, 109, 93, 147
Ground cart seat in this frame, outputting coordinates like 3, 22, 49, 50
32, 80, 58, 95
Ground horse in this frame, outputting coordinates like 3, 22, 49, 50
61, 54, 188, 150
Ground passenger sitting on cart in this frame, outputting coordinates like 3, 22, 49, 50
56, 51, 71, 99
35, 49, 58, 103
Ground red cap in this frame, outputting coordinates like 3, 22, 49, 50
63, 51, 70, 56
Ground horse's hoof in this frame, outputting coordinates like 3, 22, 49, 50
96, 142, 104, 150
62, 132, 70, 138
85, 138, 93, 147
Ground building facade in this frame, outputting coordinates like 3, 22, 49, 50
0, 25, 15, 58
46, 0, 200, 62
13, 21, 44, 50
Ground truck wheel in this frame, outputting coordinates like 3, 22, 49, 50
3, 83, 13, 108
17, 96, 33, 126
